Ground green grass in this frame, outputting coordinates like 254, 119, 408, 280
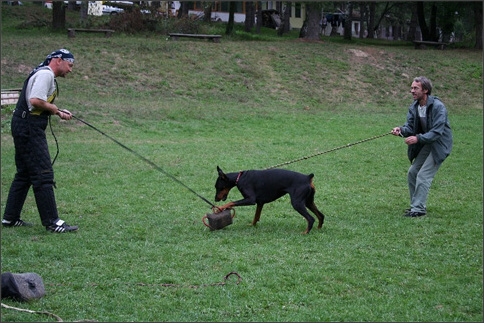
1, 3, 483, 322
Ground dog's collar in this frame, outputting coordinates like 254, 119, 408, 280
235, 171, 243, 185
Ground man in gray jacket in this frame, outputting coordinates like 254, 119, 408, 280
391, 76, 453, 217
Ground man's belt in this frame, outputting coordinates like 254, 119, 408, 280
13, 109, 49, 119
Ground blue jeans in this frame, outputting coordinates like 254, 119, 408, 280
407, 145, 442, 213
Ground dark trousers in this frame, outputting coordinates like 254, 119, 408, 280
3, 113, 59, 227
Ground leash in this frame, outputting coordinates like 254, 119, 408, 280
48, 116, 61, 166
1, 303, 63, 322
66, 112, 216, 209
265, 132, 392, 169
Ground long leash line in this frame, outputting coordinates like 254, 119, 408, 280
265, 132, 392, 170
1, 303, 63, 322
67, 113, 216, 209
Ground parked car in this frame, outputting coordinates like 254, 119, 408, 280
102, 5, 124, 15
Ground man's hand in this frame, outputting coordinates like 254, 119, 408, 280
405, 136, 418, 145
391, 127, 402, 136
57, 109, 72, 120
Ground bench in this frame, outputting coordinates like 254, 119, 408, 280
67, 28, 115, 38
413, 40, 448, 50
168, 33, 222, 43
1, 89, 21, 106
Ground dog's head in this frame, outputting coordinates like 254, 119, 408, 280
215, 166, 235, 202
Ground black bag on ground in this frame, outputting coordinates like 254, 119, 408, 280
1, 272, 45, 301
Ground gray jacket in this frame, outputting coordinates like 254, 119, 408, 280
400, 95, 453, 164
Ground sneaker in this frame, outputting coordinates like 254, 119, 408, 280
46, 219, 78, 233
404, 211, 426, 217
2, 219, 33, 227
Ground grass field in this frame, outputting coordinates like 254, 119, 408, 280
1, 3, 482, 322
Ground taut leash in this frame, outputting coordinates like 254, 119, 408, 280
265, 132, 392, 170
67, 112, 216, 208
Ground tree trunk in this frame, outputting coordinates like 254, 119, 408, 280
344, 2, 353, 40
300, 4, 320, 40
278, 2, 291, 36
177, 2, 189, 18
475, 1, 483, 49
52, 1, 65, 30
256, 5, 262, 34
79, 1, 88, 26
367, 2, 375, 38
66, 1, 76, 11
203, 2, 212, 23
407, 2, 418, 41
429, 3, 438, 41
244, 1, 255, 32
225, 1, 236, 36
359, 2, 366, 38
416, 1, 430, 40
284, 2, 291, 33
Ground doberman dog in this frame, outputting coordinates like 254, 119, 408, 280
214, 166, 325, 234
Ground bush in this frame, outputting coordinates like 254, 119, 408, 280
108, 9, 147, 34
107, 9, 209, 35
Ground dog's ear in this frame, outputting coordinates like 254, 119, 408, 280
217, 166, 227, 179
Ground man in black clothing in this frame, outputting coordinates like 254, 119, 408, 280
2, 49, 78, 233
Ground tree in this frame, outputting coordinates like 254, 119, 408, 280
407, 2, 419, 41
371, 2, 393, 38
474, 1, 483, 49
256, 5, 262, 34
343, 2, 353, 40
429, 2, 438, 40
417, 1, 438, 41
65, 1, 77, 11
357, 2, 366, 38
439, 2, 460, 43
367, 2, 375, 38
244, 1, 255, 32
52, 1, 65, 30
177, 2, 189, 18
299, 2, 324, 40
79, 1, 88, 26
225, 1, 236, 36
278, 2, 292, 36
203, 2, 212, 23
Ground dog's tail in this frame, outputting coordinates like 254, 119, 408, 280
308, 173, 315, 189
